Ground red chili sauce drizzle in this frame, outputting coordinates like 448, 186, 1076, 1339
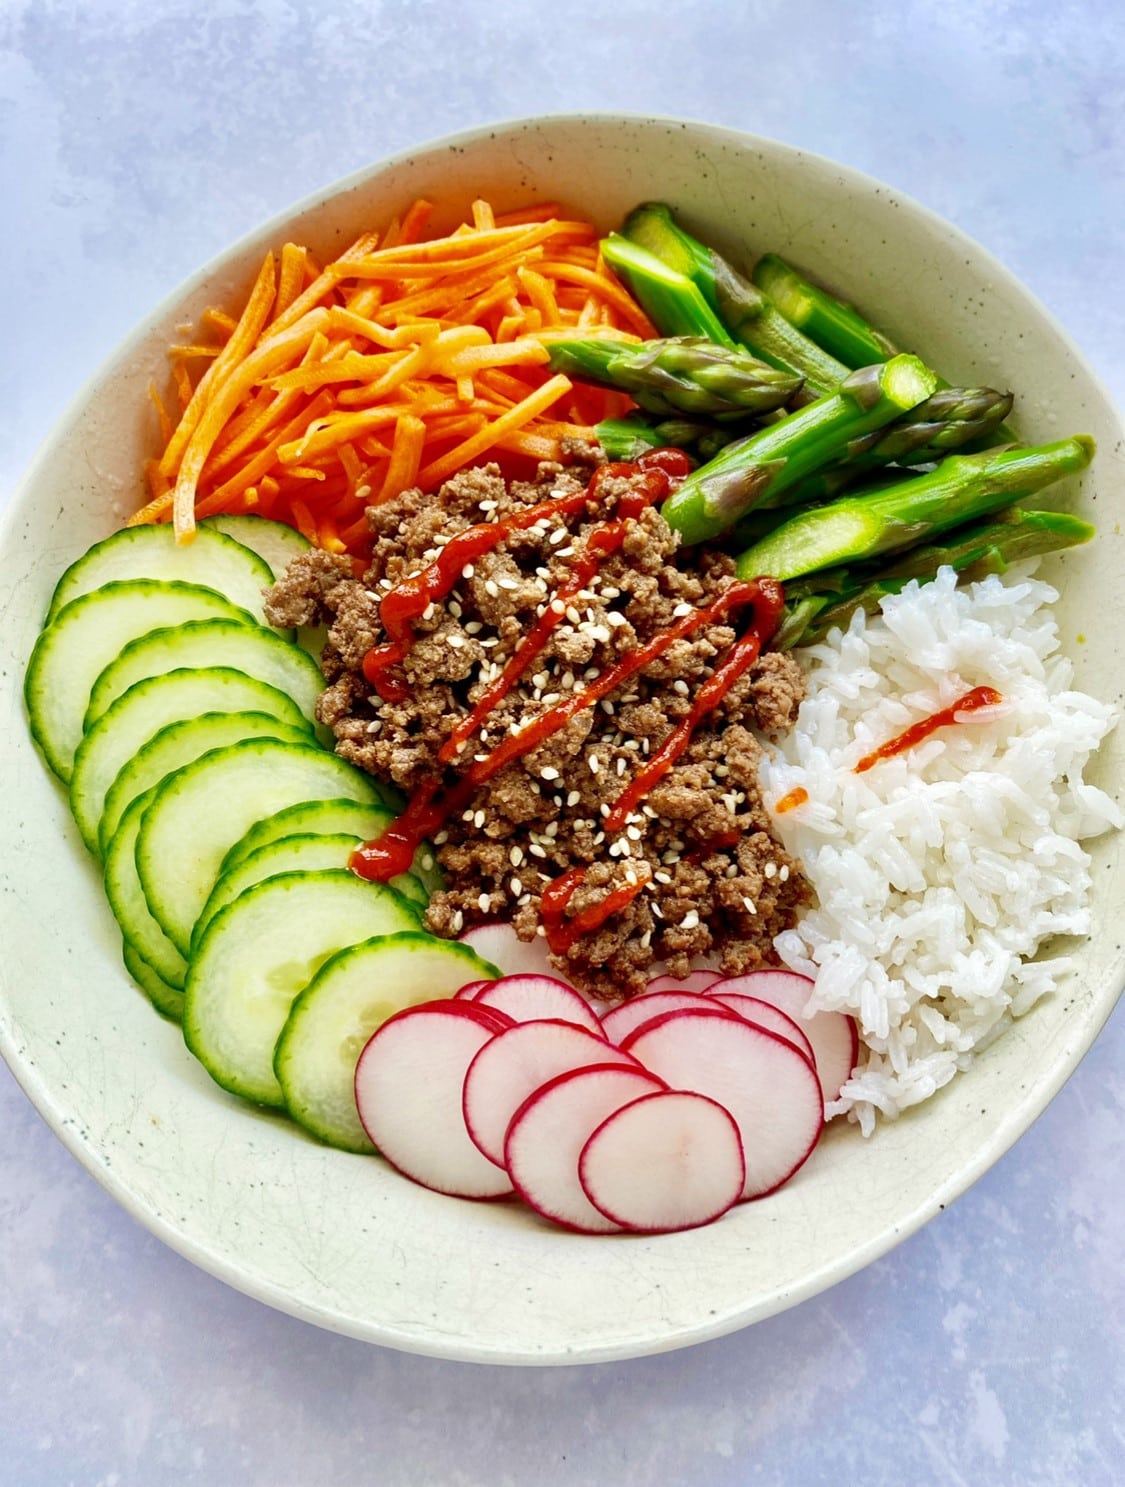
853, 685, 1003, 774
349, 448, 786, 945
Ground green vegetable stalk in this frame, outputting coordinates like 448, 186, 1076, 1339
750, 253, 899, 369
660, 353, 939, 545
734, 436, 1095, 582
618, 203, 850, 396
773, 507, 1096, 648
544, 335, 802, 419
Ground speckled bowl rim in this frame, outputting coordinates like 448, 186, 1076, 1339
1, 112, 1122, 1365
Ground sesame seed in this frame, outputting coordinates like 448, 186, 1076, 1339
422, 602, 435, 621
451, 909, 464, 933
616, 756, 627, 777
681, 911, 700, 930
764, 862, 777, 879
498, 576, 519, 591
742, 896, 757, 915
479, 498, 497, 512
608, 841, 622, 857
593, 831, 605, 845
654, 871, 672, 886
566, 605, 582, 625
535, 925, 546, 937
474, 809, 486, 829
588, 755, 601, 774
556, 545, 575, 558
626, 825, 642, 841
549, 527, 568, 545
550, 599, 566, 615
449, 600, 462, 619
779, 865, 790, 883
448, 634, 465, 649
640, 930, 652, 950
540, 766, 559, 781
672, 679, 690, 696
484, 579, 499, 598
567, 790, 581, 807
651, 903, 663, 919
462, 564, 475, 579
601, 700, 615, 715
510, 877, 523, 897
606, 611, 627, 628
672, 603, 694, 618
465, 620, 482, 634
473, 753, 488, 763
529, 843, 547, 858
462, 809, 475, 823
600, 802, 611, 818
478, 892, 491, 913
433, 831, 449, 845
518, 893, 532, 907
508, 845, 524, 867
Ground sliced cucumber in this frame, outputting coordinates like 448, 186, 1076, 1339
218, 796, 440, 898
71, 668, 311, 855
84, 618, 324, 732
105, 787, 189, 988
136, 739, 386, 955
25, 580, 257, 781
275, 933, 500, 1152
100, 711, 312, 855
45, 524, 277, 626
220, 798, 396, 874
184, 871, 421, 1107
122, 941, 183, 1023
200, 514, 311, 579
193, 832, 367, 949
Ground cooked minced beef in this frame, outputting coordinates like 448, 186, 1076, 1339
265, 460, 809, 999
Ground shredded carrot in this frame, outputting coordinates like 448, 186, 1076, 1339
140, 198, 648, 556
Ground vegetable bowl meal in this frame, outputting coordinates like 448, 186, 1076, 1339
4, 117, 1123, 1356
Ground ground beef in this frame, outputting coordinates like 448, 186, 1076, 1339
265, 460, 809, 1000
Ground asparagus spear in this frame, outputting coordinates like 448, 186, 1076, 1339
660, 353, 938, 545
595, 414, 738, 463
751, 253, 898, 369
544, 335, 803, 419
619, 203, 850, 395
782, 386, 1015, 504
733, 436, 1095, 582
599, 235, 735, 344
773, 507, 1095, 649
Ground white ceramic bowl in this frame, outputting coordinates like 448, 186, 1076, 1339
1, 115, 1122, 1364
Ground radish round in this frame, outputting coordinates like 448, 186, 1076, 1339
453, 978, 492, 1000
600, 990, 741, 1047
707, 970, 858, 1104
578, 1091, 745, 1233
462, 1019, 639, 1167
504, 1064, 667, 1233
708, 993, 816, 1066
621, 1008, 823, 1199
354, 1001, 516, 1199
458, 922, 560, 981
644, 969, 724, 996
474, 974, 604, 1034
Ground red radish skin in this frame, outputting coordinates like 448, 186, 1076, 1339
621, 1008, 823, 1200
474, 974, 604, 1034
708, 993, 816, 1066
454, 979, 491, 1000
458, 922, 562, 981
644, 969, 724, 996
462, 1019, 640, 1167
706, 971, 859, 1105
578, 1091, 745, 1233
354, 1001, 516, 1200
600, 990, 742, 1046
503, 1064, 667, 1233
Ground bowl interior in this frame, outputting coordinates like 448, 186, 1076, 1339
1, 115, 1122, 1364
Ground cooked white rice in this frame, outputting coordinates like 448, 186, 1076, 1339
759, 565, 1121, 1135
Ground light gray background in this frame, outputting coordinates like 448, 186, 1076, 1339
1, 3, 1122, 1484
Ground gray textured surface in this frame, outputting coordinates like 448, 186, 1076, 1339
1, 2, 1122, 1483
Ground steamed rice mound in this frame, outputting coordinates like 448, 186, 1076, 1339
760, 566, 1121, 1135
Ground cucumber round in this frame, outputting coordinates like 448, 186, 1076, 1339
200, 514, 311, 579
122, 941, 184, 1023
84, 618, 324, 732
104, 787, 189, 988
25, 580, 257, 781
220, 798, 396, 874
193, 832, 367, 949
71, 668, 311, 855
45, 524, 277, 626
275, 933, 501, 1152
99, 711, 312, 857
136, 739, 386, 955
184, 871, 421, 1107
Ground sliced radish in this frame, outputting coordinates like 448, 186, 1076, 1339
504, 1064, 667, 1233
462, 1019, 639, 1167
458, 922, 561, 981
621, 1008, 823, 1199
473, 974, 604, 1034
354, 1001, 516, 1199
709, 993, 816, 1066
707, 970, 858, 1105
578, 1091, 745, 1233
644, 969, 724, 995
453, 978, 492, 1000
600, 990, 741, 1046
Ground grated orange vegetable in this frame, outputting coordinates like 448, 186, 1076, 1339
134, 198, 655, 558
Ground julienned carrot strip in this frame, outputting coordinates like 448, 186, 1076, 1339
494, 202, 563, 226
278, 393, 465, 464
268, 231, 379, 336
539, 260, 657, 335
275, 244, 309, 320
288, 498, 319, 544
471, 199, 496, 231
325, 307, 442, 348
398, 199, 435, 245
436, 338, 550, 377
169, 312, 328, 539
172, 362, 195, 410
378, 414, 427, 502
201, 308, 238, 339
159, 252, 278, 478
148, 383, 173, 444
417, 374, 571, 491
